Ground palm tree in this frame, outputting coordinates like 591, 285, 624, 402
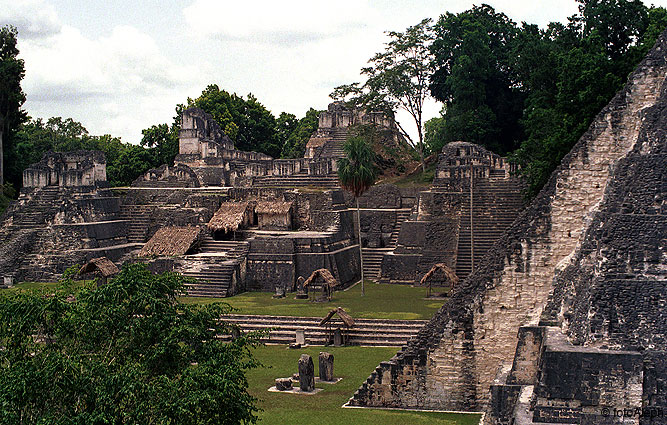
337, 135, 377, 296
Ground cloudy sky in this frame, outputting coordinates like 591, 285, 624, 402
2, 0, 665, 145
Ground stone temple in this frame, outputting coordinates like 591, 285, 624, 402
1, 29, 665, 425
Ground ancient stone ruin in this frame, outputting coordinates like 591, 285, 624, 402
2, 29, 664, 425
348, 29, 667, 425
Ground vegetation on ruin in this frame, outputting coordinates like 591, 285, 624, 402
0, 264, 262, 424
246, 345, 481, 425
184, 84, 322, 159
331, 1, 667, 196
3, 1, 667, 198
182, 281, 445, 320
332, 18, 435, 172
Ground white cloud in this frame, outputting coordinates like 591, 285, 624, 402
183, 0, 376, 43
19, 19, 204, 143
0, 0, 61, 39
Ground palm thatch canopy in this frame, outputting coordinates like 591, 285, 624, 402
207, 202, 250, 232
319, 307, 355, 327
255, 200, 293, 215
420, 263, 459, 287
138, 226, 200, 257
303, 268, 337, 289
78, 257, 119, 277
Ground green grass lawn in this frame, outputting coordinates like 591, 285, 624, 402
181, 281, 446, 320
2, 280, 88, 294
247, 345, 480, 425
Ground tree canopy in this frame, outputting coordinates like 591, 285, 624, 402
424, 0, 666, 196
0, 263, 261, 424
0, 25, 26, 188
187, 85, 319, 159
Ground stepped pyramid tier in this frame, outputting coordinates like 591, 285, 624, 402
0, 151, 139, 283
305, 101, 395, 159
379, 142, 525, 285
305, 102, 417, 179
349, 29, 667, 425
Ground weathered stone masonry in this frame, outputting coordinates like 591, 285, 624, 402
349, 30, 667, 422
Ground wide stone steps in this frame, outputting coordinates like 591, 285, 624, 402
120, 205, 153, 243
253, 175, 340, 189
220, 314, 427, 346
182, 264, 236, 298
361, 248, 391, 280
199, 238, 248, 255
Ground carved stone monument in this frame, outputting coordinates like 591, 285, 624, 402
275, 378, 292, 391
298, 354, 315, 392
319, 352, 334, 382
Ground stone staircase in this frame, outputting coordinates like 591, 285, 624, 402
455, 174, 524, 280
220, 314, 428, 346
317, 127, 348, 158
253, 172, 340, 189
198, 236, 249, 257
119, 204, 152, 243
361, 248, 391, 280
180, 239, 250, 297
13, 186, 61, 227
388, 208, 411, 247
181, 262, 237, 298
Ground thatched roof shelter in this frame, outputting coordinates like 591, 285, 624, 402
138, 226, 200, 257
319, 307, 355, 327
78, 257, 119, 277
207, 201, 251, 233
255, 200, 293, 215
420, 263, 459, 287
303, 268, 337, 289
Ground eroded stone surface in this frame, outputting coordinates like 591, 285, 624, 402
298, 354, 315, 392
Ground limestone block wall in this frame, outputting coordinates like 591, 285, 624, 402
350, 31, 667, 412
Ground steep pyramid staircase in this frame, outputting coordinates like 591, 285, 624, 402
317, 127, 348, 158
119, 204, 152, 243
455, 171, 524, 280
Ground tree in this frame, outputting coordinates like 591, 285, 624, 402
190, 85, 281, 157
280, 108, 321, 158
0, 263, 261, 424
337, 136, 377, 296
511, 0, 665, 196
332, 18, 435, 171
430, 5, 523, 155
0, 25, 26, 187
141, 123, 179, 166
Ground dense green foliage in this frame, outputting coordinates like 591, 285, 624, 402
187, 84, 320, 159
425, 0, 667, 195
280, 108, 321, 158
0, 263, 261, 424
429, 5, 524, 155
0, 25, 26, 187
